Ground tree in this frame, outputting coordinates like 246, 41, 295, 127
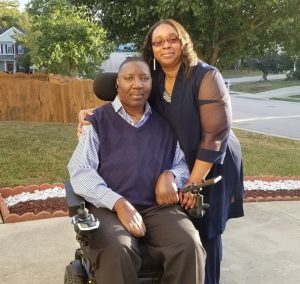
245, 53, 293, 80
0, 0, 28, 29
20, 0, 114, 77
69, 0, 299, 67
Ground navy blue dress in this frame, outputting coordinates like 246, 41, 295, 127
149, 61, 244, 240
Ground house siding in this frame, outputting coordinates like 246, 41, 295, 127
0, 27, 24, 73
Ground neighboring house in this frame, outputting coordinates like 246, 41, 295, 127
0, 26, 24, 73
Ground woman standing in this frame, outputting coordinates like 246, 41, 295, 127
141, 19, 244, 284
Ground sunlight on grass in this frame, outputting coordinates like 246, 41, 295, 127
222, 69, 262, 78
234, 129, 300, 176
270, 94, 300, 102
0, 121, 78, 187
231, 79, 300, 93
1, 122, 299, 187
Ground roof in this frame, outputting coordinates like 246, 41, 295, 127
0, 27, 24, 37
0, 28, 9, 35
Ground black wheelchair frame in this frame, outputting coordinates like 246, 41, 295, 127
64, 176, 221, 284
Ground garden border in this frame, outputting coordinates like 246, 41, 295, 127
1, 177, 300, 223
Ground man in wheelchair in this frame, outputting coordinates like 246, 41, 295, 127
67, 57, 206, 284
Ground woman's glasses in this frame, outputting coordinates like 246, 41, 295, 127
151, 37, 180, 47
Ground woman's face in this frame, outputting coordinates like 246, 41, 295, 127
151, 23, 182, 69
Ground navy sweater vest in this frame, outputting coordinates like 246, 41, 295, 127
86, 103, 176, 206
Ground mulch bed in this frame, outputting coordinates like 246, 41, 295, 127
7, 189, 300, 216
8, 197, 68, 216
243, 189, 300, 199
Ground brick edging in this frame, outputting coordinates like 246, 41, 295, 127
0, 183, 68, 223
1, 178, 300, 223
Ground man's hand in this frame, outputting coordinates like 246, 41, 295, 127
179, 181, 197, 209
155, 171, 179, 205
77, 108, 94, 139
113, 197, 146, 237
179, 191, 196, 209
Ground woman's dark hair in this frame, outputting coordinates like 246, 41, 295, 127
141, 19, 198, 78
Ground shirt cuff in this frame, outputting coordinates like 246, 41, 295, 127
167, 170, 188, 189
97, 190, 123, 210
197, 148, 225, 164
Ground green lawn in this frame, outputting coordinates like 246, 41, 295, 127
0, 121, 78, 187
230, 79, 300, 93
222, 69, 262, 78
0, 122, 299, 187
271, 94, 300, 102
234, 129, 300, 176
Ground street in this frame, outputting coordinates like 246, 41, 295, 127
230, 80, 300, 140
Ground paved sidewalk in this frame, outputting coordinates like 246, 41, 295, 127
0, 201, 299, 284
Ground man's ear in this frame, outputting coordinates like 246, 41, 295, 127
116, 80, 119, 89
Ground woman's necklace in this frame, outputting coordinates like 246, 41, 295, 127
162, 89, 172, 103
163, 75, 176, 103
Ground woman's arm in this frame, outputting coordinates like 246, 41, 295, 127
189, 69, 231, 184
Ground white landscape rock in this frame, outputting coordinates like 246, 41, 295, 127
244, 180, 300, 191
5, 187, 66, 207
4, 180, 300, 207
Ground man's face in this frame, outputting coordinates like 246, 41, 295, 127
117, 61, 152, 111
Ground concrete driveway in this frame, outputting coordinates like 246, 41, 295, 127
0, 201, 299, 284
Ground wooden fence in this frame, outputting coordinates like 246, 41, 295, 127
0, 72, 106, 123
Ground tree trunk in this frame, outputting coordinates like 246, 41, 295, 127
209, 45, 220, 66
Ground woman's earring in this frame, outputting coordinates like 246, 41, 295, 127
153, 58, 156, 71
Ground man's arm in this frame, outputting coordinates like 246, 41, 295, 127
67, 125, 146, 236
68, 125, 122, 209
155, 142, 194, 207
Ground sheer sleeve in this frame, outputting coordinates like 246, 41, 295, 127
196, 69, 232, 164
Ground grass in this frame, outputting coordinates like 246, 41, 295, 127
0, 122, 299, 187
222, 69, 262, 78
0, 121, 78, 188
234, 129, 300, 176
230, 79, 300, 93
271, 94, 300, 103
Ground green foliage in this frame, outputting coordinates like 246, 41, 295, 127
244, 53, 294, 80
69, 0, 300, 67
0, 0, 28, 29
20, 0, 114, 77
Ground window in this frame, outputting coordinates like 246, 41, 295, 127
7, 43, 14, 54
17, 45, 24, 54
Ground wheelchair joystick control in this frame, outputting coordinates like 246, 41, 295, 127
72, 202, 100, 234
77, 202, 89, 219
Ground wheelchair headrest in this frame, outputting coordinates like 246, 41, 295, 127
93, 72, 118, 101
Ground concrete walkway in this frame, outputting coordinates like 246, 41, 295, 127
0, 201, 299, 284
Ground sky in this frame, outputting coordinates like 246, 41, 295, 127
19, 0, 29, 10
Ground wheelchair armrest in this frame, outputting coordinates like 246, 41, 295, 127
65, 180, 85, 217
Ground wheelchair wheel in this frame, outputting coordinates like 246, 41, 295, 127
64, 264, 86, 284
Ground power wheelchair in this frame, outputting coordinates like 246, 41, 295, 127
63, 71, 221, 283
64, 177, 222, 284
